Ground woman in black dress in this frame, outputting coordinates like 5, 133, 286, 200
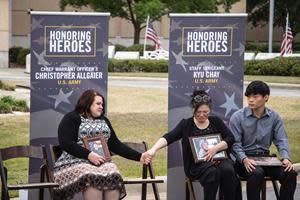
146, 89, 241, 200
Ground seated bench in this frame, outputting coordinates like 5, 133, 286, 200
50, 141, 164, 200
185, 176, 279, 200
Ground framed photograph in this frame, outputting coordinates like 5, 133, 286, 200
189, 134, 227, 163
83, 135, 111, 161
248, 156, 282, 166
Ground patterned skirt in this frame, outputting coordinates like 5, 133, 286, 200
53, 162, 126, 199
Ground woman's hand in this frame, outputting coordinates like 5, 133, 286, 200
140, 148, 156, 165
204, 146, 218, 162
88, 152, 105, 166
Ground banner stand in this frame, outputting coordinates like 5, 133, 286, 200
168, 13, 247, 200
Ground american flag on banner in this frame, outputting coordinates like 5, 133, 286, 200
280, 14, 293, 56
146, 20, 161, 50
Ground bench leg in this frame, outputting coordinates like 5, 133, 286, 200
271, 180, 280, 200
261, 179, 266, 200
141, 183, 147, 200
186, 180, 196, 200
185, 181, 190, 200
151, 182, 160, 200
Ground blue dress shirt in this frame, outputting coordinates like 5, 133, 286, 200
229, 107, 291, 163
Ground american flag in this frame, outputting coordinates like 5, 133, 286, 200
280, 14, 293, 56
146, 20, 161, 50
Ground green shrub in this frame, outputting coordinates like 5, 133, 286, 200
0, 96, 29, 113
108, 59, 168, 72
9, 47, 22, 63
17, 48, 30, 65
115, 44, 127, 52
245, 42, 281, 53
126, 44, 155, 56
0, 101, 12, 113
245, 42, 300, 53
1, 96, 14, 105
108, 57, 300, 76
114, 44, 155, 56
12, 100, 29, 112
244, 57, 300, 76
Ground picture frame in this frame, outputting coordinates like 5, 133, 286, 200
189, 133, 227, 163
83, 135, 111, 162
247, 156, 282, 166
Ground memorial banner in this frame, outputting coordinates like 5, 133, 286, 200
168, 13, 247, 200
30, 11, 110, 199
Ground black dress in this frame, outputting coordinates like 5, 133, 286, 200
163, 116, 241, 200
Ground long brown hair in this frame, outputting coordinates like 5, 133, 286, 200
74, 89, 105, 117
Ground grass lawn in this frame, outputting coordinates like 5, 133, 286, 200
0, 86, 299, 197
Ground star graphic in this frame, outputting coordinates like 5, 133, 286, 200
97, 43, 108, 57
30, 81, 39, 90
172, 37, 182, 46
172, 51, 188, 72
33, 50, 50, 66
170, 20, 182, 32
31, 18, 43, 31
224, 64, 234, 75
34, 36, 48, 46
168, 80, 178, 88
197, 61, 214, 68
219, 92, 239, 117
48, 89, 73, 109
60, 61, 79, 68
234, 42, 245, 57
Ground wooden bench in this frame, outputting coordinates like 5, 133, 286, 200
185, 175, 279, 200
50, 141, 164, 200
0, 145, 59, 200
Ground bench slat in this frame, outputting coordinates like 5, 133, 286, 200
124, 178, 164, 184
8, 182, 59, 190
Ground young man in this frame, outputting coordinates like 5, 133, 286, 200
229, 80, 298, 200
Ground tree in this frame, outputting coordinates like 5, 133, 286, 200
60, 0, 240, 44
247, 0, 300, 37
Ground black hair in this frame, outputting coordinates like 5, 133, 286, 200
74, 89, 105, 118
190, 89, 212, 112
245, 80, 270, 97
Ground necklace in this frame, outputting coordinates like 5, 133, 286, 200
193, 117, 209, 130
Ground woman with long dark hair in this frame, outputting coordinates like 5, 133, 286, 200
53, 90, 147, 200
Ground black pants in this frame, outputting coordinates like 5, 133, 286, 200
235, 161, 298, 200
201, 159, 242, 200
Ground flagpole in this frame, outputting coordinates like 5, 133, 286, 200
268, 0, 274, 53
143, 16, 150, 57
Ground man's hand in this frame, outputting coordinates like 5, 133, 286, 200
243, 157, 257, 172
282, 158, 294, 172
88, 152, 105, 166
